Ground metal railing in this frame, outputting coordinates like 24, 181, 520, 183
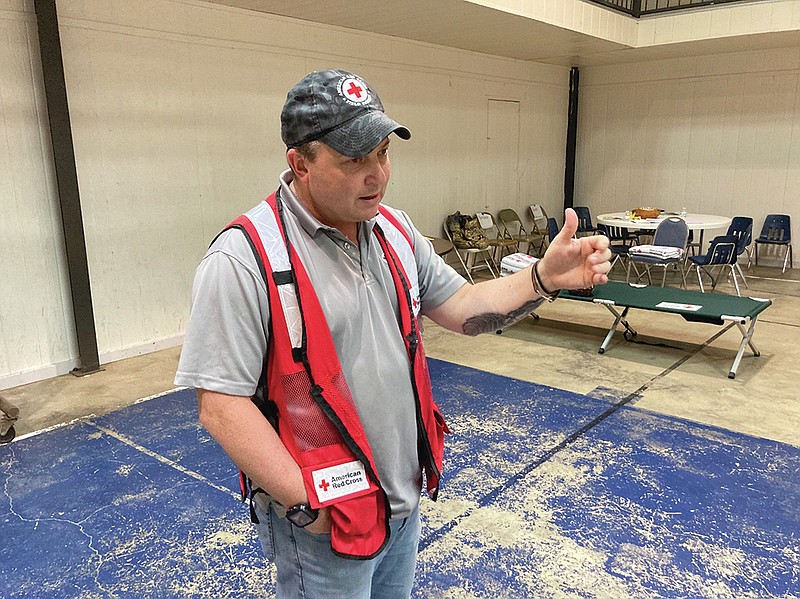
587, 0, 759, 18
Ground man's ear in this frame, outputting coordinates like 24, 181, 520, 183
286, 148, 309, 180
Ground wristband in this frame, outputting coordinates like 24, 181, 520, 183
531, 260, 560, 302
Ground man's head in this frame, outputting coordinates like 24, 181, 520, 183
281, 70, 411, 239
281, 69, 410, 158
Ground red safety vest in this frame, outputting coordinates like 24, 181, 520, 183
228, 190, 448, 559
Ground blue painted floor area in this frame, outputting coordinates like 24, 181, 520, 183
1, 362, 798, 598
418, 361, 800, 598
0, 391, 266, 598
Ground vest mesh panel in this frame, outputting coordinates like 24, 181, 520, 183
281, 371, 342, 452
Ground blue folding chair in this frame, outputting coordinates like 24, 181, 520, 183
754, 214, 792, 273
688, 234, 742, 296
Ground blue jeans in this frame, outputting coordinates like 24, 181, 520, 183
253, 495, 420, 599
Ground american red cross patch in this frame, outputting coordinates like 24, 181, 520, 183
338, 76, 371, 106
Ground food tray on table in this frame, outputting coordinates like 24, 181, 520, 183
631, 207, 662, 219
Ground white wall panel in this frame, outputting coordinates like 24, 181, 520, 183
0, 3, 78, 388
578, 48, 800, 267
0, 0, 567, 385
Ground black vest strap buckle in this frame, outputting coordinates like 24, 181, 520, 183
273, 270, 294, 285
291, 347, 307, 363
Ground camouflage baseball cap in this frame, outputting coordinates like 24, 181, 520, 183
281, 69, 411, 158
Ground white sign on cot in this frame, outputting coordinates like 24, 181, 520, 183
656, 301, 701, 312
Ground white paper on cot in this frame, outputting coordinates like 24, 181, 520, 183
656, 301, 702, 312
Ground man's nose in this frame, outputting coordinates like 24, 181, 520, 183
365, 155, 388, 185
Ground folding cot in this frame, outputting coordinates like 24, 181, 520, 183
560, 281, 772, 379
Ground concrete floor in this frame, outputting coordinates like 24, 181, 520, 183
4, 263, 799, 449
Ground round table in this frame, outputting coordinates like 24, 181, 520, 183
596, 212, 732, 249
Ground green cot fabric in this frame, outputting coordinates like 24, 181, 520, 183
560, 281, 771, 325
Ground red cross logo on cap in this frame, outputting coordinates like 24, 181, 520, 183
346, 81, 363, 99
339, 77, 371, 105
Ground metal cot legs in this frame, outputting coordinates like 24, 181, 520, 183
596, 302, 636, 354
725, 316, 761, 379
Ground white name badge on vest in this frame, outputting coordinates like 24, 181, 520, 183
312, 460, 371, 503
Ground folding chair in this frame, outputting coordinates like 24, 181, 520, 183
476, 212, 517, 269
688, 234, 742, 296
527, 204, 549, 255
754, 214, 792, 273
627, 217, 689, 287
443, 218, 496, 284
498, 208, 545, 256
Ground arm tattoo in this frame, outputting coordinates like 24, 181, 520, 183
461, 298, 545, 336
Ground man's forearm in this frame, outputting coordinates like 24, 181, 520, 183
426, 266, 542, 336
197, 389, 307, 507
460, 296, 543, 336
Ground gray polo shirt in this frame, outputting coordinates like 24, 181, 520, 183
175, 170, 466, 518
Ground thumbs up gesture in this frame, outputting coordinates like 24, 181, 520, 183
535, 209, 612, 293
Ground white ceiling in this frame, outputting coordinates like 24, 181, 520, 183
205, 0, 800, 66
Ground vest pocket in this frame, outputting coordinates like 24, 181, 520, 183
301, 454, 388, 559
301, 454, 378, 508
328, 488, 389, 559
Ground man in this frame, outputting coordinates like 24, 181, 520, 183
175, 69, 611, 598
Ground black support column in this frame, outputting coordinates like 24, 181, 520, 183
564, 66, 580, 212
34, 0, 101, 376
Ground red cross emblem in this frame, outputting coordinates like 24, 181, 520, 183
319, 479, 330, 492
412, 297, 420, 311
339, 77, 370, 105
346, 81, 363, 99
